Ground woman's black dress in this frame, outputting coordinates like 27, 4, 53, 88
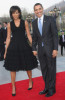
4, 19, 38, 71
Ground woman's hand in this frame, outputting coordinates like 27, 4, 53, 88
33, 51, 37, 56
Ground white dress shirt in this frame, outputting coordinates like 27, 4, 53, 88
4, 27, 7, 30
62, 35, 65, 42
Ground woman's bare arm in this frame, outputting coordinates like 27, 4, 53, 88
4, 23, 11, 58
25, 20, 32, 45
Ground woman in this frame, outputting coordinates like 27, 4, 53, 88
4, 6, 38, 96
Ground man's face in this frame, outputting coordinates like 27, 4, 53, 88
62, 32, 64, 35
3, 23, 7, 27
34, 5, 43, 18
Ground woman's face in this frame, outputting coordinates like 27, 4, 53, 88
12, 10, 20, 20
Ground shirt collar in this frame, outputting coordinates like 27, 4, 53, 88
38, 15, 44, 26
4, 27, 7, 29
38, 15, 44, 20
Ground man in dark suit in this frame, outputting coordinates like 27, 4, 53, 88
59, 31, 65, 56
0, 23, 5, 61
32, 3, 58, 97
3, 22, 7, 42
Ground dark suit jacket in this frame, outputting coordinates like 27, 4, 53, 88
59, 35, 65, 46
0, 28, 5, 45
32, 15, 58, 57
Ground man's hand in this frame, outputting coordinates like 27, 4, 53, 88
52, 50, 58, 58
33, 51, 37, 56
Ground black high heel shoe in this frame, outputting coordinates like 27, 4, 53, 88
12, 93, 16, 96
28, 82, 33, 90
12, 87, 16, 96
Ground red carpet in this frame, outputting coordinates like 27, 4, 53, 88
0, 72, 65, 100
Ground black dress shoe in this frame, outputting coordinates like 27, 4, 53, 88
28, 82, 33, 90
39, 89, 48, 95
45, 90, 56, 97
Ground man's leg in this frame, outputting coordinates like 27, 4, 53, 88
45, 56, 56, 97
38, 47, 49, 90
39, 54, 49, 90
61, 45, 63, 56
48, 57, 56, 90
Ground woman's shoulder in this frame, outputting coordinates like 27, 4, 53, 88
8, 20, 14, 30
25, 20, 28, 26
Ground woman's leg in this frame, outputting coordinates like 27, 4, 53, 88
10, 72, 16, 94
27, 70, 33, 88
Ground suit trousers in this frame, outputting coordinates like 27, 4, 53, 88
61, 42, 65, 56
38, 46, 56, 91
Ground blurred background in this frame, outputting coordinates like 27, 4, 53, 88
0, 0, 65, 35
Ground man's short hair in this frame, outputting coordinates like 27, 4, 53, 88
3, 22, 7, 24
34, 3, 43, 10
61, 30, 64, 32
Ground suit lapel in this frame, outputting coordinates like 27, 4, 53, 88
35, 18, 42, 37
35, 15, 47, 37
42, 15, 47, 37
64, 35, 65, 40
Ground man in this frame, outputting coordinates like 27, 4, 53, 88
59, 31, 65, 56
3, 22, 7, 42
0, 23, 5, 61
32, 3, 58, 97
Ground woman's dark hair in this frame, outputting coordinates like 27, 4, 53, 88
10, 6, 22, 20
34, 3, 43, 10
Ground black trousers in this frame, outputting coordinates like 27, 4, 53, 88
0, 44, 5, 60
38, 47, 56, 91
61, 43, 65, 56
